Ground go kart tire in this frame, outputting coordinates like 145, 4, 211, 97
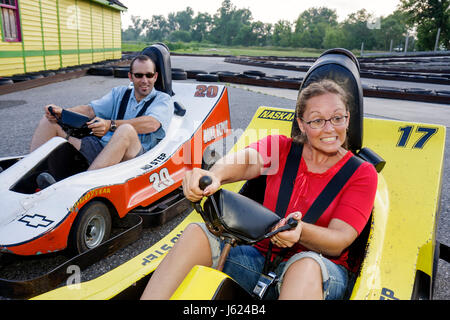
69, 201, 112, 254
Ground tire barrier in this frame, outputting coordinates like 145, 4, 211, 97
225, 56, 450, 85
0, 56, 132, 95
186, 70, 208, 79
113, 67, 129, 78
195, 73, 219, 82
87, 66, 114, 76
172, 70, 188, 80
0, 78, 13, 85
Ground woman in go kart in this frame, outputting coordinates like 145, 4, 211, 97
141, 79, 378, 300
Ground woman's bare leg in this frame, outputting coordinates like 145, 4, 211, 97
278, 257, 323, 300
140, 223, 213, 300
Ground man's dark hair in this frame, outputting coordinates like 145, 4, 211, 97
129, 55, 156, 73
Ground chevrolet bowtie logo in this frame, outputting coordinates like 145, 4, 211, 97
18, 214, 54, 228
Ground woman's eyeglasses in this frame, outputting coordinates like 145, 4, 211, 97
301, 115, 348, 129
132, 72, 156, 79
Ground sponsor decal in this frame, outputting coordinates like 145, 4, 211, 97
379, 288, 399, 300
141, 231, 182, 266
203, 120, 228, 144
257, 109, 295, 121
141, 153, 167, 171
18, 214, 54, 228
70, 187, 111, 213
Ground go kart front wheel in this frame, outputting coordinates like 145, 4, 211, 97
69, 201, 112, 254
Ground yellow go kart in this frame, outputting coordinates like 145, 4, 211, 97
33, 49, 447, 300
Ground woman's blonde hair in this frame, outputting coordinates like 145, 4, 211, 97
293, 79, 349, 144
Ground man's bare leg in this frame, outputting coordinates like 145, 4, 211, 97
88, 124, 142, 171
30, 116, 81, 152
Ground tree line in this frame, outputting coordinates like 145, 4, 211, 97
122, 0, 449, 52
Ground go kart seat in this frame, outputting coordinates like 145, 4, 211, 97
141, 43, 186, 116
141, 43, 174, 96
291, 48, 363, 153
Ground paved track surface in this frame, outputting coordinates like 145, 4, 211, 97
0, 54, 448, 299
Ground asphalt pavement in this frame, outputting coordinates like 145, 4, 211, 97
0, 54, 448, 299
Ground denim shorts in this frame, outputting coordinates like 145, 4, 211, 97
79, 135, 144, 165
196, 223, 349, 300
79, 136, 105, 164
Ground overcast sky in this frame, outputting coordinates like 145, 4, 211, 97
120, 0, 401, 29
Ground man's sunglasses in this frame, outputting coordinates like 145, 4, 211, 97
132, 72, 156, 79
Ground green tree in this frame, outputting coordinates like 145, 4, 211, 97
399, 0, 449, 50
375, 11, 408, 51
175, 7, 195, 31
142, 15, 170, 41
272, 20, 292, 47
210, 0, 253, 45
322, 26, 346, 49
191, 12, 212, 42
341, 9, 377, 50
122, 15, 144, 41
294, 7, 338, 48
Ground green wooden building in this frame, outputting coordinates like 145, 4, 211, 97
0, 0, 127, 77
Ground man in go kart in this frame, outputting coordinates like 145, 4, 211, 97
141, 80, 378, 300
30, 54, 173, 176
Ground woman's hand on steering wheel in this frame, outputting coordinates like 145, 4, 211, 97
270, 211, 303, 248
182, 167, 221, 202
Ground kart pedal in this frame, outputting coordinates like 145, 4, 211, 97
36, 172, 56, 190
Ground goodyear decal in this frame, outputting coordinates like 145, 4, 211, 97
70, 187, 111, 212
258, 109, 295, 121
141, 231, 183, 266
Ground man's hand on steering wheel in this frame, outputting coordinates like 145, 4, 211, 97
44, 104, 62, 122
87, 117, 110, 137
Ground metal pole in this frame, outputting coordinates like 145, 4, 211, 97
404, 34, 409, 53
434, 28, 441, 51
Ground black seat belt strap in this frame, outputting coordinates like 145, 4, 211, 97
260, 142, 303, 282
116, 88, 157, 120
136, 96, 157, 117
302, 155, 364, 224
256, 153, 364, 299
274, 142, 303, 218
117, 88, 132, 120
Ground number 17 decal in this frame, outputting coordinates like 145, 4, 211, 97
397, 125, 438, 149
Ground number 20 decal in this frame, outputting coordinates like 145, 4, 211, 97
195, 85, 218, 98
149, 168, 175, 192
397, 125, 438, 149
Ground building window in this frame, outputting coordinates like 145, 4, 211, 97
0, 0, 21, 42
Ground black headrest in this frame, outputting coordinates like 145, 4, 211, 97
141, 43, 174, 96
291, 48, 363, 152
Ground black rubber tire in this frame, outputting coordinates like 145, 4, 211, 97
69, 201, 112, 254
186, 70, 207, 79
113, 67, 129, 78
172, 70, 188, 80
196, 73, 219, 82
87, 66, 114, 76
243, 70, 266, 77
0, 78, 13, 85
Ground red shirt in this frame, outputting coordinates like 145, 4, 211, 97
248, 135, 378, 270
